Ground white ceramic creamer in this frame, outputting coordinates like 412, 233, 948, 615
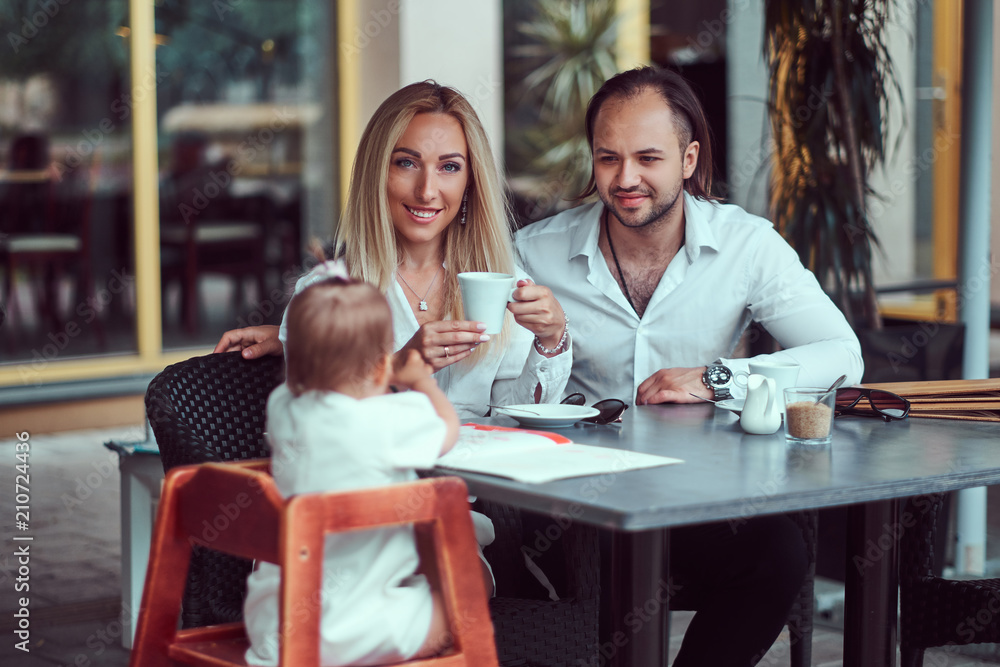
740, 374, 782, 435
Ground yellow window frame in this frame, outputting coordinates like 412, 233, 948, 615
0, 0, 351, 388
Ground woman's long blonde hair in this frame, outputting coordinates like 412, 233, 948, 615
334, 81, 514, 354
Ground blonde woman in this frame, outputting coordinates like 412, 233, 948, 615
215, 82, 571, 417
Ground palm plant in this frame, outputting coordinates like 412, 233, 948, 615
507, 0, 620, 217
764, 0, 901, 329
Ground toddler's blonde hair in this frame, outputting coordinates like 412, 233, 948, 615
285, 278, 393, 396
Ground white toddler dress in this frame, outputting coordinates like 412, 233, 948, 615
244, 387, 447, 666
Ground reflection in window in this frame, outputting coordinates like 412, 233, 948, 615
0, 1, 134, 364
155, 0, 332, 349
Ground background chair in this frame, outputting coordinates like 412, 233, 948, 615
130, 461, 498, 666
786, 510, 818, 667
475, 500, 600, 666
899, 493, 1000, 666
0, 133, 96, 333
159, 132, 267, 335
145, 351, 602, 666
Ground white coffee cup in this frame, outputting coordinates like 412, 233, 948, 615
735, 361, 801, 412
458, 272, 517, 335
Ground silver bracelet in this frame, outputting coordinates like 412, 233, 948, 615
533, 315, 569, 355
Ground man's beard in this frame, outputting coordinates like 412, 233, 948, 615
599, 183, 683, 230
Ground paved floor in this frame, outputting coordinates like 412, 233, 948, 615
4, 425, 1000, 666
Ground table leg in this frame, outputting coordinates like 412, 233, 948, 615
119, 454, 163, 649
844, 498, 899, 667
605, 528, 670, 667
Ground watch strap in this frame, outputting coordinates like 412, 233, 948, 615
713, 386, 733, 401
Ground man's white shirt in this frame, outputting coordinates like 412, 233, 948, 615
514, 194, 864, 403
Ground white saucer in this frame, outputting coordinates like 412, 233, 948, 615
493, 404, 601, 429
715, 398, 745, 415
716, 398, 788, 417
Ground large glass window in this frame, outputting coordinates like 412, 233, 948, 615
154, 0, 333, 349
0, 1, 135, 364
0, 0, 336, 381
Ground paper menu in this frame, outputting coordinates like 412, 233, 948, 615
859, 379, 1000, 422
436, 424, 683, 484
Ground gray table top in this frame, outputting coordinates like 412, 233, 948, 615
452, 404, 1000, 531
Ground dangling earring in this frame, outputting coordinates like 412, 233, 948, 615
460, 191, 468, 225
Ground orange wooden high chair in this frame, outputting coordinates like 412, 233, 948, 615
129, 461, 498, 667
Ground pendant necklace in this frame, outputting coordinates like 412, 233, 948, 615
397, 264, 443, 311
604, 210, 637, 313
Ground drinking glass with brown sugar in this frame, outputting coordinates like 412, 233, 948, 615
783, 387, 836, 445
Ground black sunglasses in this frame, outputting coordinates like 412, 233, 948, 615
561, 393, 629, 425
835, 387, 910, 422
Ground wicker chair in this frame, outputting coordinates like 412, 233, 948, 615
477, 500, 600, 667
145, 351, 602, 666
899, 493, 1000, 667
146, 351, 284, 627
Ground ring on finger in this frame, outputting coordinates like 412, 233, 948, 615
444, 346, 450, 357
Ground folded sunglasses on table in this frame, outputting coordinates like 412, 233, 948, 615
561, 393, 629, 425
835, 387, 910, 422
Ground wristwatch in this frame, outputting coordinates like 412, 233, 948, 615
702, 364, 734, 401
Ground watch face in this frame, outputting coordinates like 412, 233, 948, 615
706, 365, 732, 387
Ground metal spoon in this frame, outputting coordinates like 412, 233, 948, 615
817, 374, 847, 404
689, 393, 719, 404
488, 405, 541, 416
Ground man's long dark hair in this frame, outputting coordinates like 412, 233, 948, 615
577, 66, 718, 202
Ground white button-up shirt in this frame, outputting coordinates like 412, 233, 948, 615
514, 195, 864, 403
279, 265, 572, 418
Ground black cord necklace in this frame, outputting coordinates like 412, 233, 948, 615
604, 209, 637, 313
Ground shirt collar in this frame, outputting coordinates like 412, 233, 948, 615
567, 201, 604, 260
569, 194, 720, 262
682, 192, 720, 262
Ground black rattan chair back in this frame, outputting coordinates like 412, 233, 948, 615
899, 493, 1000, 666
145, 351, 284, 627
476, 499, 601, 667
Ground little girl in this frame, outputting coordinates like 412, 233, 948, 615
243, 272, 461, 666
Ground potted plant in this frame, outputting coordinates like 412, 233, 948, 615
762, 0, 963, 383
763, 0, 901, 330
763, 0, 967, 586
504, 0, 620, 224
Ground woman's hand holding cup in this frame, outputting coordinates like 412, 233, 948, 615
398, 320, 491, 371
507, 279, 567, 355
